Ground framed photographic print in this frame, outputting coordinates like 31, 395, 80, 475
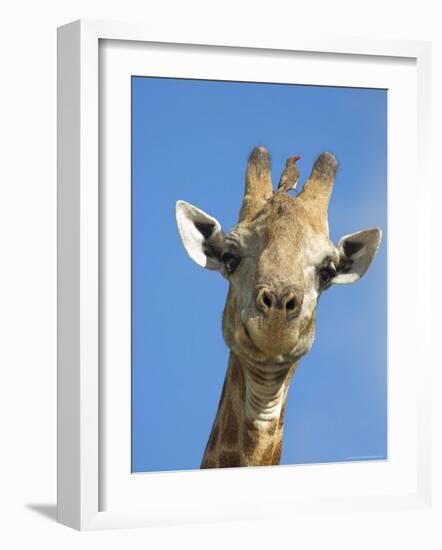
57, 20, 433, 530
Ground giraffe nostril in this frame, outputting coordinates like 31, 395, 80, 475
283, 289, 304, 319
256, 288, 275, 315
256, 287, 303, 318
285, 298, 296, 311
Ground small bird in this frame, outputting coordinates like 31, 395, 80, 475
277, 155, 301, 193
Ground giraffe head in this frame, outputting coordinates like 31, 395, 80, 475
176, 147, 381, 366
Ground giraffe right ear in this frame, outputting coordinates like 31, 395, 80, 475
175, 200, 225, 270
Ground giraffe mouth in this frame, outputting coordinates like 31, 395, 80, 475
238, 310, 312, 364
242, 322, 261, 352
239, 323, 302, 366
240, 321, 295, 362
243, 323, 252, 342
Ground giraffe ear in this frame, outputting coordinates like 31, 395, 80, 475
175, 200, 225, 270
333, 228, 382, 285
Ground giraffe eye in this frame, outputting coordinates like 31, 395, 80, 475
222, 252, 240, 274
318, 265, 336, 286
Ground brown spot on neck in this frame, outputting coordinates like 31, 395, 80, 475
208, 424, 219, 452
220, 399, 239, 447
262, 441, 276, 464
218, 450, 242, 468
201, 353, 296, 469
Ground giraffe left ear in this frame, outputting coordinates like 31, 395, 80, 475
333, 228, 382, 285
175, 200, 225, 271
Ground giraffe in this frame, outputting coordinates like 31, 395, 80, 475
175, 146, 382, 468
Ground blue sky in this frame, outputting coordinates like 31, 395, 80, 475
131, 76, 387, 472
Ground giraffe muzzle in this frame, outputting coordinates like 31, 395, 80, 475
255, 285, 304, 322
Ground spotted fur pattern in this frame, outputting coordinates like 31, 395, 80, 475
201, 354, 296, 468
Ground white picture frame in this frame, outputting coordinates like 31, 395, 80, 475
57, 19, 433, 531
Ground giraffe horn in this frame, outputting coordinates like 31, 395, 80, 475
238, 146, 273, 223
298, 152, 338, 217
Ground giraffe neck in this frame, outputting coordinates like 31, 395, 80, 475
201, 352, 296, 468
